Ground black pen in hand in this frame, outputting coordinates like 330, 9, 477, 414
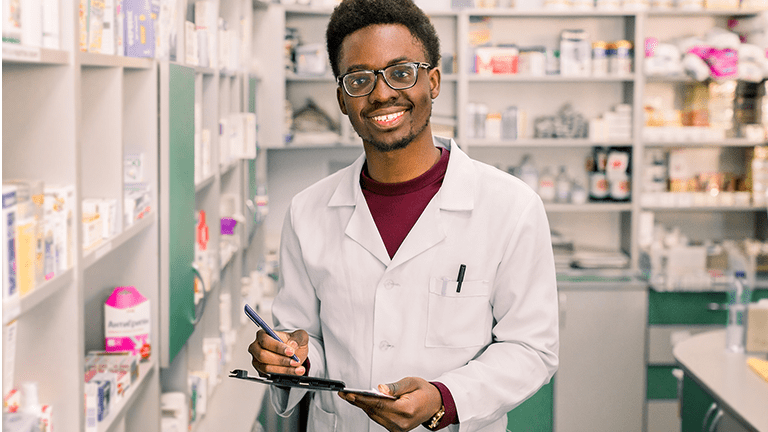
456, 264, 466, 293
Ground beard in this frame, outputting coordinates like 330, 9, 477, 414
357, 102, 432, 153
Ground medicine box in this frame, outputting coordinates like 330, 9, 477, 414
85, 378, 111, 423
5, 179, 45, 288
44, 185, 74, 273
3, 185, 17, 303
105, 286, 151, 360
87, 0, 105, 53
124, 153, 144, 183
124, 0, 154, 58
747, 300, 768, 353
13, 198, 36, 297
82, 213, 103, 250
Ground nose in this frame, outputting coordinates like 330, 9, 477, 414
368, 71, 398, 102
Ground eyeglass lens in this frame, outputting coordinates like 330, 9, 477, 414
343, 63, 420, 96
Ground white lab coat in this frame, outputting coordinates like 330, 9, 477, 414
269, 137, 559, 432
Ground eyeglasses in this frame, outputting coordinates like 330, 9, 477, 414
338, 62, 431, 97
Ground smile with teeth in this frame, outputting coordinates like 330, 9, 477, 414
371, 110, 406, 124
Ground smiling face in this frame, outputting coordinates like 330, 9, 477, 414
336, 24, 440, 153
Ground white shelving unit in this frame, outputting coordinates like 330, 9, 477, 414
2, 0, 266, 430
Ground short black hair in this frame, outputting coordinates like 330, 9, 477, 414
326, 0, 441, 78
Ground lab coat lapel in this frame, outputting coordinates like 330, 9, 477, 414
328, 152, 391, 267
389, 139, 475, 269
388, 196, 445, 269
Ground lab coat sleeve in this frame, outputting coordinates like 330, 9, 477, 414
436, 193, 559, 432
268, 205, 327, 416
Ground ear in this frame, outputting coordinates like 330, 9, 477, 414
429, 67, 441, 99
337, 85, 348, 115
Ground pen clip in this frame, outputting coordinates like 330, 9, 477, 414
456, 264, 466, 293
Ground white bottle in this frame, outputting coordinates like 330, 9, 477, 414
555, 166, 571, 203
538, 167, 556, 202
725, 272, 749, 353
517, 155, 539, 193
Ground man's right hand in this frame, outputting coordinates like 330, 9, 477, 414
248, 329, 310, 376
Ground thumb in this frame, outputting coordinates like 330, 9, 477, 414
287, 329, 309, 348
378, 377, 417, 397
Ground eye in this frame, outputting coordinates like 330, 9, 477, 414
390, 66, 414, 80
347, 73, 371, 89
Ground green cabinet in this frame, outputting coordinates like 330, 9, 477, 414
159, 62, 197, 367
507, 379, 554, 432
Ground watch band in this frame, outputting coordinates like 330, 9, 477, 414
426, 404, 445, 430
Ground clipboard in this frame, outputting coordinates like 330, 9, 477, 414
229, 369, 397, 399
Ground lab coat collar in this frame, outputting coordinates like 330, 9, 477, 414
327, 136, 476, 210
327, 137, 476, 267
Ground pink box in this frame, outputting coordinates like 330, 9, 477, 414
104, 286, 151, 360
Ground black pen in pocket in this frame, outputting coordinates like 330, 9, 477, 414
456, 264, 466, 293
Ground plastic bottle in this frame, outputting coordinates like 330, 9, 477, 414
726, 272, 750, 353
555, 166, 571, 203
538, 167, 556, 202
517, 154, 539, 193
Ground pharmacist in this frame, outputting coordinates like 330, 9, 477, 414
248, 0, 559, 430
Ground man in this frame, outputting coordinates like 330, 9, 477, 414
248, 0, 558, 430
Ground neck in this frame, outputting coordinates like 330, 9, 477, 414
363, 133, 441, 183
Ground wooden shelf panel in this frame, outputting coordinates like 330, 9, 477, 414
545, 202, 633, 212
467, 138, 633, 147
97, 360, 157, 432
2, 43, 70, 64
78, 52, 154, 69
83, 214, 156, 269
2, 269, 75, 325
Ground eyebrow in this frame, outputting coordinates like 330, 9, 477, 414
344, 56, 413, 74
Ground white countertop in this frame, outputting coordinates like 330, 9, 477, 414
673, 330, 768, 432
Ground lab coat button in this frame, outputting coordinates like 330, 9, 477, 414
379, 341, 392, 350
384, 280, 394, 290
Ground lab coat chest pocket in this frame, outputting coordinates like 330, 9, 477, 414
426, 277, 492, 348
308, 400, 337, 432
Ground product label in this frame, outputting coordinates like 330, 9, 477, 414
105, 287, 151, 359
5, 210, 16, 297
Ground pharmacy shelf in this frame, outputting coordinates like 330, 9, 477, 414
465, 9, 637, 17
83, 213, 156, 269
1, 43, 70, 64
545, 202, 632, 212
2, 268, 75, 325
286, 72, 335, 82
645, 74, 694, 82
220, 244, 239, 271
97, 359, 157, 432
467, 138, 634, 147
646, 8, 766, 16
196, 173, 216, 193
283, 4, 336, 15
220, 160, 239, 176
468, 74, 635, 83
190, 324, 267, 432
195, 65, 218, 76
78, 52, 154, 69
643, 139, 767, 147
641, 205, 766, 212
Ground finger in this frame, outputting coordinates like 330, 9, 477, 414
380, 377, 418, 397
257, 330, 299, 360
287, 329, 309, 347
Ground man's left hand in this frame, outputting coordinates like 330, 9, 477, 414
338, 377, 443, 432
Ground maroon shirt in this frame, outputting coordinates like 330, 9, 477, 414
360, 147, 457, 429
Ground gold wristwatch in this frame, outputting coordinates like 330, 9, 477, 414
426, 404, 445, 430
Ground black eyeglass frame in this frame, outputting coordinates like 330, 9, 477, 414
337, 62, 432, 97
